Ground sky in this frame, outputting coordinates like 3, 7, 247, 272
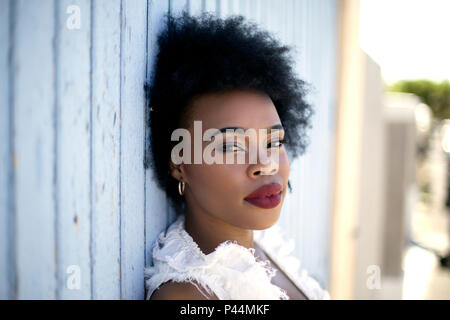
359, 0, 450, 85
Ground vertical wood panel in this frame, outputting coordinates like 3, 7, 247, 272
219, 0, 234, 18
188, 0, 203, 16
289, 2, 307, 258
120, 0, 147, 300
258, 0, 269, 30
145, 0, 169, 278
275, 0, 284, 43
91, 0, 121, 299
56, 0, 92, 299
217, 0, 227, 18
238, 0, 248, 17
252, 0, 262, 25
14, 0, 56, 299
285, 0, 307, 251
0, 0, 12, 299
170, 0, 188, 14
216, 0, 221, 16
243, 0, 255, 23
296, 0, 315, 280
227, 0, 239, 16
282, 0, 289, 44
267, 0, 277, 37
204, 0, 216, 13
311, 0, 326, 283
313, 0, 337, 287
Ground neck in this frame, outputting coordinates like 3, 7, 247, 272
183, 203, 254, 255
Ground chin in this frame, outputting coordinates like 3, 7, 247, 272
248, 209, 282, 230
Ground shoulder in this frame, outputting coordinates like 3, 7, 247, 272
150, 280, 219, 300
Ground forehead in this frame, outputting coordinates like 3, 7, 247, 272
184, 90, 282, 131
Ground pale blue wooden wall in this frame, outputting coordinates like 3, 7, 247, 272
0, 0, 338, 299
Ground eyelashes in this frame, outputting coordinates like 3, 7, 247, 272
221, 138, 288, 152
268, 138, 288, 149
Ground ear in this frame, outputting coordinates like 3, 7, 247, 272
169, 160, 186, 182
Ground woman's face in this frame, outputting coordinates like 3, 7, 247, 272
171, 89, 290, 230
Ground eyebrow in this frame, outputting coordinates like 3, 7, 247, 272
211, 124, 284, 137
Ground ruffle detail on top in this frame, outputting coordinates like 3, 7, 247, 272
254, 225, 331, 300
145, 214, 289, 300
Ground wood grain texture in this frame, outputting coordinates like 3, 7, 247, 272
56, 0, 92, 299
0, 0, 12, 300
13, 0, 56, 299
170, 0, 188, 15
119, 0, 147, 300
144, 0, 169, 286
91, 0, 121, 300
188, 0, 203, 16
204, 0, 216, 14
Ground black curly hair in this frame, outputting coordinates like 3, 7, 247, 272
144, 10, 314, 214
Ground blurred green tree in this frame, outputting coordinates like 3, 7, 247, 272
389, 79, 450, 120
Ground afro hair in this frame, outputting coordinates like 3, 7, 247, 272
144, 10, 314, 214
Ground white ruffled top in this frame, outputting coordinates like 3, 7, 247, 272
145, 214, 330, 300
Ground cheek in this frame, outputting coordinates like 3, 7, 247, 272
186, 163, 245, 207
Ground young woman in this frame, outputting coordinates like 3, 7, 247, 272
144, 11, 329, 300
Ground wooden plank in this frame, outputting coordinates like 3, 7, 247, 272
297, 0, 318, 281
297, 0, 315, 282
14, 0, 56, 299
91, 0, 121, 299
216, 0, 226, 17
204, 0, 216, 13
170, 0, 188, 15
145, 0, 170, 274
275, 0, 285, 43
293, 0, 307, 75
309, 0, 337, 286
249, 0, 261, 24
258, 0, 269, 29
266, 0, 277, 35
246, 0, 255, 21
217, 0, 228, 18
55, 0, 92, 299
188, 0, 203, 16
282, 0, 289, 44
120, 0, 147, 300
231, 0, 240, 15
238, 0, 248, 17
0, 0, 12, 300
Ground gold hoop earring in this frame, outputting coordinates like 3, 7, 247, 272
178, 181, 185, 196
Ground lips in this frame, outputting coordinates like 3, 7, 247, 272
244, 182, 283, 209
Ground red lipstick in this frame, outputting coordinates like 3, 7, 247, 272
244, 182, 283, 209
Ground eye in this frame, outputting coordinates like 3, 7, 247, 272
221, 144, 246, 152
268, 138, 287, 148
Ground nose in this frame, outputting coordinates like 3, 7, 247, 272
247, 155, 279, 178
